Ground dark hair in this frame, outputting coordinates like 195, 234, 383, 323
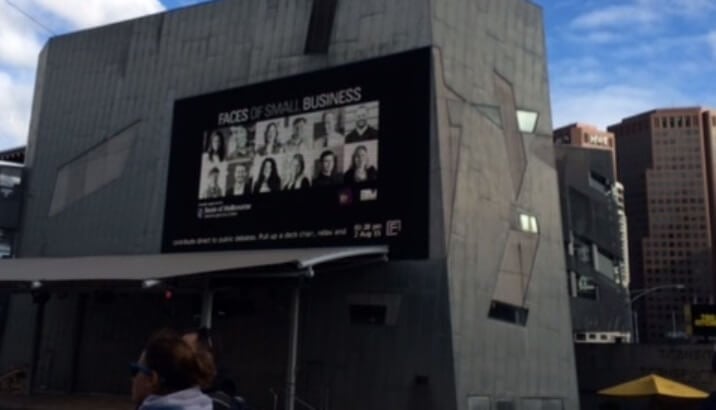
143, 329, 214, 393
292, 117, 307, 126
264, 122, 279, 142
205, 130, 225, 162
319, 150, 337, 176
254, 158, 281, 193
209, 167, 220, 176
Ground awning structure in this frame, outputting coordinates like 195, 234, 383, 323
598, 374, 709, 399
9, 245, 389, 409
0, 246, 389, 284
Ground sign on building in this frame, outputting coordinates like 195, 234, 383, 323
163, 48, 431, 258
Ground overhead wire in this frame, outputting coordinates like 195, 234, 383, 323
4, 0, 57, 36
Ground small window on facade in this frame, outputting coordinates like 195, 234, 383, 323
515, 109, 538, 133
670, 117, 675, 128
488, 301, 528, 326
519, 213, 539, 234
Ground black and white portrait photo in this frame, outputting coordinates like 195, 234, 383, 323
283, 152, 313, 190
313, 148, 344, 187
313, 109, 345, 149
199, 165, 225, 199
285, 116, 311, 153
225, 162, 253, 197
255, 121, 286, 156
345, 102, 379, 143
252, 156, 283, 194
225, 125, 254, 161
343, 142, 378, 184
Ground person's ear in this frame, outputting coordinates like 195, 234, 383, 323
149, 371, 161, 390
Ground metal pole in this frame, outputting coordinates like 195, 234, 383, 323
28, 293, 48, 395
671, 310, 677, 337
633, 310, 639, 344
200, 285, 214, 329
285, 283, 301, 410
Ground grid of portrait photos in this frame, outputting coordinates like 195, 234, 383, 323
198, 101, 380, 200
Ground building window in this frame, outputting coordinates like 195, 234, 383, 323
515, 109, 539, 133
488, 301, 528, 326
519, 213, 539, 234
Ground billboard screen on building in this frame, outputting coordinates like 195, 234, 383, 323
689, 304, 716, 337
162, 48, 431, 258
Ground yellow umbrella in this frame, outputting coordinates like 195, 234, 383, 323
598, 374, 708, 399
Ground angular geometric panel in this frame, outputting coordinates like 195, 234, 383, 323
491, 228, 539, 308
493, 72, 527, 199
49, 122, 138, 216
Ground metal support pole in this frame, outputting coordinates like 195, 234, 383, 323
633, 310, 640, 344
69, 293, 87, 393
200, 286, 214, 329
28, 293, 48, 395
285, 283, 301, 410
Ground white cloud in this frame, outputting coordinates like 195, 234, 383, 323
31, 0, 164, 29
0, 72, 34, 147
551, 84, 692, 130
0, 3, 45, 67
570, 0, 715, 30
570, 4, 658, 29
0, 0, 166, 148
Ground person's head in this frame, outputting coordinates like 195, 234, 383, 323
292, 117, 307, 137
208, 167, 220, 185
291, 154, 305, 177
264, 122, 279, 144
354, 106, 368, 129
261, 158, 278, 179
230, 126, 248, 148
207, 130, 225, 159
233, 164, 248, 184
352, 145, 369, 169
131, 329, 212, 405
322, 111, 337, 133
319, 151, 337, 176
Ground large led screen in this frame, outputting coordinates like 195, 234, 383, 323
162, 47, 431, 258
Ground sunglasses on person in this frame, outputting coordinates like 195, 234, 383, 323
129, 362, 153, 377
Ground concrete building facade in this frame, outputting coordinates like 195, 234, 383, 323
0, 1, 579, 409
610, 107, 716, 343
554, 132, 632, 344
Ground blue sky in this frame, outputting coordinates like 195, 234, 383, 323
1, 0, 715, 149
545, 0, 716, 129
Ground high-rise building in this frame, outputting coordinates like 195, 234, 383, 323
609, 108, 716, 342
554, 124, 631, 343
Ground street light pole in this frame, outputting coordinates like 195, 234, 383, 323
629, 284, 685, 344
